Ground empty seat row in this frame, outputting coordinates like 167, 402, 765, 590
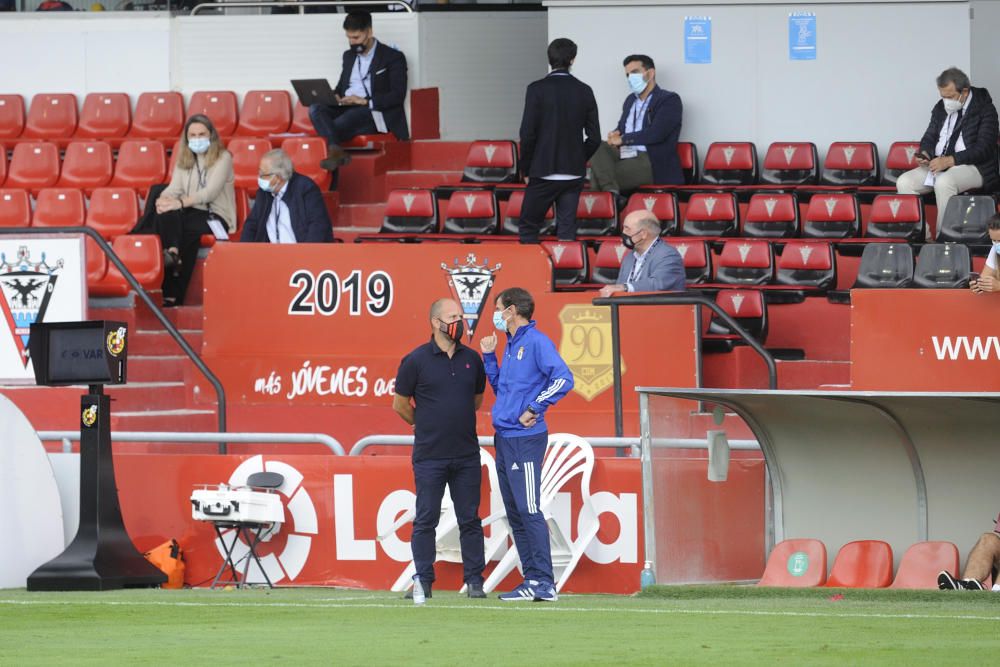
87, 234, 164, 298
0, 91, 321, 142
758, 538, 959, 590
0, 136, 331, 194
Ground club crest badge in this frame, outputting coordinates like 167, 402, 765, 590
106, 326, 126, 357
441, 253, 502, 341
81, 405, 98, 428
0, 246, 63, 367
558, 304, 624, 401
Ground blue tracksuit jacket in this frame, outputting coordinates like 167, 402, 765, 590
483, 320, 574, 438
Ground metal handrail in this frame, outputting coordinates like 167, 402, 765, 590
39, 430, 345, 456
0, 227, 227, 439
346, 434, 759, 457
592, 292, 778, 437
191, 0, 413, 15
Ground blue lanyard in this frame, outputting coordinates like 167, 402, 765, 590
631, 95, 651, 131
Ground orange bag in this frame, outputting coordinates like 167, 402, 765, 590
144, 539, 185, 589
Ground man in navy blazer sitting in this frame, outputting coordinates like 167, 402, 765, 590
598, 210, 685, 296
590, 54, 684, 195
240, 149, 333, 243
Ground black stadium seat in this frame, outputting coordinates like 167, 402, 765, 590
914, 243, 971, 289
936, 195, 994, 244
853, 243, 914, 288
760, 142, 818, 186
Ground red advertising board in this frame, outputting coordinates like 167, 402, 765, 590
852, 290, 1000, 390
199, 244, 700, 438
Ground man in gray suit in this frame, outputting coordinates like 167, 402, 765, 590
598, 210, 686, 296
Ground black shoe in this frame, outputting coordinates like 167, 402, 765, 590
938, 571, 959, 590
960, 578, 986, 590
319, 145, 351, 172
403, 581, 432, 599
163, 248, 181, 277
467, 583, 486, 599
614, 193, 629, 212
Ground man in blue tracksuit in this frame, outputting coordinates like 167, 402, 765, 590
479, 286, 573, 602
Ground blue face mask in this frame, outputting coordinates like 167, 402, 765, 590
188, 137, 211, 155
257, 176, 273, 193
492, 310, 508, 332
627, 72, 647, 95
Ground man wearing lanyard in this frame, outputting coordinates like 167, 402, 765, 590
240, 149, 333, 243
590, 54, 684, 199
897, 67, 999, 239
310, 11, 410, 173
598, 210, 686, 297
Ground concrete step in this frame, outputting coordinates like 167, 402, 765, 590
91, 303, 204, 333
385, 170, 462, 191
111, 408, 219, 433
410, 140, 472, 172
129, 330, 202, 356
336, 203, 385, 231
127, 355, 187, 383
775, 359, 851, 390
106, 381, 188, 412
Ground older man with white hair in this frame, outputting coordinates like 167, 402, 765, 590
598, 210, 685, 296
240, 149, 333, 243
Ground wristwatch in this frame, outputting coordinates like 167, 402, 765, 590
526, 405, 539, 416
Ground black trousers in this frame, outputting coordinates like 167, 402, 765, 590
518, 176, 585, 243
308, 103, 378, 146
154, 207, 211, 304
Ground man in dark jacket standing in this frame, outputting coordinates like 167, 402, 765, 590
311, 11, 409, 171
897, 67, 999, 238
590, 54, 684, 194
516, 38, 600, 243
240, 149, 333, 243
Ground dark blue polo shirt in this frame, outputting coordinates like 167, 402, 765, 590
395, 338, 487, 461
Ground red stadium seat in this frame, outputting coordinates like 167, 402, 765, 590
914, 243, 971, 289
281, 137, 330, 190
707, 288, 767, 342
290, 100, 317, 135
57, 140, 113, 191
866, 194, 924, 241
462, 140, 519, 184
104, 234, 165, 290
624, 192, 677, 235
228, 137, 272, 191
665, 239, 711, 284
342, 134, 396, 150
541, 240, 588, 286
890, 541, 960, 589
825, 540, 893, 588
757, 539, 827, 587
85, 236, 108, 286
853, 242, 914, 289
187, 91, 239, 137
75, 93, 131, 139
715, 239, 774, 285
502, 189, 553, 235
884, 141, 921, 186
236, 90, 291, 136
682, 191, 738, 237
742, 192, 799, 238
0, 189, 31, 227
0, 143, 5, 185
130, 92, 185, 140
382, 189, 437, 233
701, 142, 758, 185
676, 141, 698, 184
821, 141, 879, 186
86, 187, 140, 240
234, 187, 251, 238
110, 140, 167, 190
775, 241, 836, 290
24, 93, 78, 139
0, 95, 26, 140
591, 239, 627, 285
443, 189, 498, 234
802, 193, 860, 239
576, 191, 618, 236
760, 142, 818, 186
6, 142, 60, 192
32, 188, 86, 227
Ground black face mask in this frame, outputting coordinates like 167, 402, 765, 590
351, 41, 367, 54
621, 232, 638, 250
439, 319, 464, 343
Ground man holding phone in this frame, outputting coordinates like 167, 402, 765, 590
897, 67, 999, 239
970, 215, 1000, 295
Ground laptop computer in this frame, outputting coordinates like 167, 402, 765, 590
291, 79, 340, 107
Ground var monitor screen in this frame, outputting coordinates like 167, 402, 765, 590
29, 321, 127, 386
48, 327, 111, 383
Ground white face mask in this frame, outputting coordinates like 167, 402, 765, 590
943, 97, 964, 115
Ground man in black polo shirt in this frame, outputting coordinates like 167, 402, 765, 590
393, 297, 488, 599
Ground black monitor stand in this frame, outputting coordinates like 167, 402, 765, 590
27, 385, 166, 591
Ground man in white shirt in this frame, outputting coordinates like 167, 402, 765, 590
598, 210, 685, 296
897, 68, 999, 239
240, 150, 333, 243
970, 215, 1000, 295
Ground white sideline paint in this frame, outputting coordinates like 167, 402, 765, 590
2, 598, 999, 623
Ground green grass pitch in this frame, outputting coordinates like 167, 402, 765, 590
2, 585, 999, 665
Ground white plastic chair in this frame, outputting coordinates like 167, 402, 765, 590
380, 447, 509, 592
481, 433, 598, 593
